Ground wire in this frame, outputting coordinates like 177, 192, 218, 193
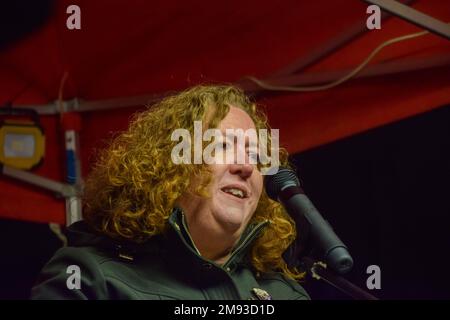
245, 29, 430, 92
58, 71, 69, 121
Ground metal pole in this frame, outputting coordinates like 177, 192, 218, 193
363, 0, 450, 40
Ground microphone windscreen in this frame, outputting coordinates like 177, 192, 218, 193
264, 167, 300, 201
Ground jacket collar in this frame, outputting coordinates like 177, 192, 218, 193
167, 207, 269, 270
67, 207, 269, 275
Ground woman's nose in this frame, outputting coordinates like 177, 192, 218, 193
228, 163, 254, 179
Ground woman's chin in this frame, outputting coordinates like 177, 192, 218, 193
214, 208, 246, 233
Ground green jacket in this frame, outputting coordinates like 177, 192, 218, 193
31, 208, 309, 300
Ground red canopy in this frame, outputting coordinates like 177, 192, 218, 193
1, 0, 449, 224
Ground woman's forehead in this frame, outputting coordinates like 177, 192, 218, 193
219, 106, 256, 131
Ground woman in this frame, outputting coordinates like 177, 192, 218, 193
31, 85, 309, 300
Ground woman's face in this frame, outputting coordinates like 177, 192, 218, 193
177, 106, 263, 259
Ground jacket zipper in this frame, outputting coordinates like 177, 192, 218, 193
180, 212, 202, 256
176, 210, 269, 268
222, 220, 269, 269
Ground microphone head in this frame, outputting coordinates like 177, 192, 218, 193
264, 167, 300, 201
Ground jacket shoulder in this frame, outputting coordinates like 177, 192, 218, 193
31, 246, 112, 300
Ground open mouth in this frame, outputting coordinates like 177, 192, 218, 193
220, 186, 248, 199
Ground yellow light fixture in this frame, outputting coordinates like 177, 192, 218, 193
0, 109, 45, 170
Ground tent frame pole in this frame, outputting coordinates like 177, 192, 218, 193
270, 0, 417, 78
1, 165, 78, 198
362, 0, 450, 40
12, 53, 450, 114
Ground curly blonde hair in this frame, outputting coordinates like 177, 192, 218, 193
83, 85, 303, 279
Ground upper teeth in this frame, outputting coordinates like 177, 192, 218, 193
223, 188, 245, 198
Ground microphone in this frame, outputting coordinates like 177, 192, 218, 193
265, 167, 353, 274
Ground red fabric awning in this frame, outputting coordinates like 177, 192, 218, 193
0, 0, 449, 224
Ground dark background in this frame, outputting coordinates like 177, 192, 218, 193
1, 104, 449, 299
294, 104, 450, 299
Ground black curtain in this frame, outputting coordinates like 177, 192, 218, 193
0, 219, 62, 299
294, 104, 450, 299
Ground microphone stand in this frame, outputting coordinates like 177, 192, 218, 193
300, 256, 378, 300
265, 167, 378, 300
